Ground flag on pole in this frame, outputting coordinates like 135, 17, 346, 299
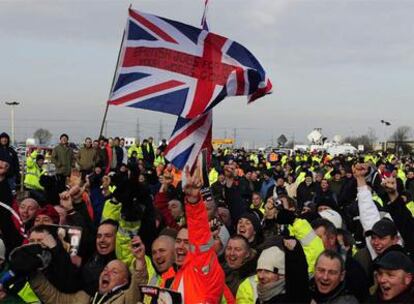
108, 9, 272, 119
166, 0, 213, 171
201, 0, 210, 30
164, 111, 212, 170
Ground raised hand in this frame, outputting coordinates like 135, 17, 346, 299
59, 191, 74, 211
68, 185, 83, 203
352, 163, 368, 186
352, 163, 368, 179
283, 239, 297, 251
382, 176, 398, 202
183, 166, 203, 203
131, 236, 146, 271
159, 172, 173, 193
382, 176, 397, 193
41, 232, 57, 249
69, 169, 82, 188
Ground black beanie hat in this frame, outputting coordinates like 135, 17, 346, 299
239, 211, 262, 234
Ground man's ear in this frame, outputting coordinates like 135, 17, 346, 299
404, 273, 413, 286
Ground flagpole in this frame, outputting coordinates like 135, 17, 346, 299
98, 5, 131, 138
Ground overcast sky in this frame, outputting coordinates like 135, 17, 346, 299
0, 0, 413, 147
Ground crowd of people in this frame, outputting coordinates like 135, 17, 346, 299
0, 131, 414, 303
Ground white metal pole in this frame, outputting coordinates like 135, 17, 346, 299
10, 105, 15, 145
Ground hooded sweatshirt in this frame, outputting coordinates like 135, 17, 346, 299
0, 132, 21, 181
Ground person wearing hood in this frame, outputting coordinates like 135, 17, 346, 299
236, 211, 264, 252
0, 132, 20, 191
0, 155, 13, 205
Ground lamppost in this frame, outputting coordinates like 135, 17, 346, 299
5, 101, 20, 146
380, 120, 391, 151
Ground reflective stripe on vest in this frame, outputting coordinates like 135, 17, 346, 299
149, 274, 160, 286
189, 237, 214, 253
25, 172, 40, 176
118, 226, 139, 239
300, 230, 317, 246
248, 276, 258, 302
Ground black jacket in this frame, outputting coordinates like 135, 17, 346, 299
0, 132, 20, 183
343, 249, 370, 302
311, 280, 358, 304
81, 251, 117, 295
368, 283, 414, 303
114, 146, 124, 167
0, 178, 13, 206
296, 182, 317, 208
406, 178, 414, 199
0, 203, 24, 257
385, 195, 414, 256
338, 176, 357, 207
66, 202, 96, 260
45, 241, 81, 293
223, 254, 258, 297
224, 183, 248, 225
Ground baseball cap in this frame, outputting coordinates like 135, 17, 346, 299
365, 218, 398, 238
374, 251, 414, 273
257, 246, 285, 275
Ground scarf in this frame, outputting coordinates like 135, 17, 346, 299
257, 279, 286, 302
312, 281, 345, 303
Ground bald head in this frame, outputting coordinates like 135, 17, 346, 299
99, 260, 129, 294
152, 235, 175, 273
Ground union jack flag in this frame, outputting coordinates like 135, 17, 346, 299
164, 111, 212, 170
108, 9, 272, 119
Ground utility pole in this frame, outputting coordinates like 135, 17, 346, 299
5, 101, 20, 145
224, 129, 227, 138
233, 128, 237, 147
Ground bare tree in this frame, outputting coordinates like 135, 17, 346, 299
367, 128, 378, 148
389, 126, 412, 154
344, 128, 378, 151
33, 128, 53, 145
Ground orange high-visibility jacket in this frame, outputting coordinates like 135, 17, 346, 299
170, 196, 226, 304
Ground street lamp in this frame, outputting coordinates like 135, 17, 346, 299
5, 101, 20, 146
380, 120, 391, 151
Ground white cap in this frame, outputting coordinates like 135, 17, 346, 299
319, 209, 343, 229
257, 246, 285, 274
0, 238, 5, 261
